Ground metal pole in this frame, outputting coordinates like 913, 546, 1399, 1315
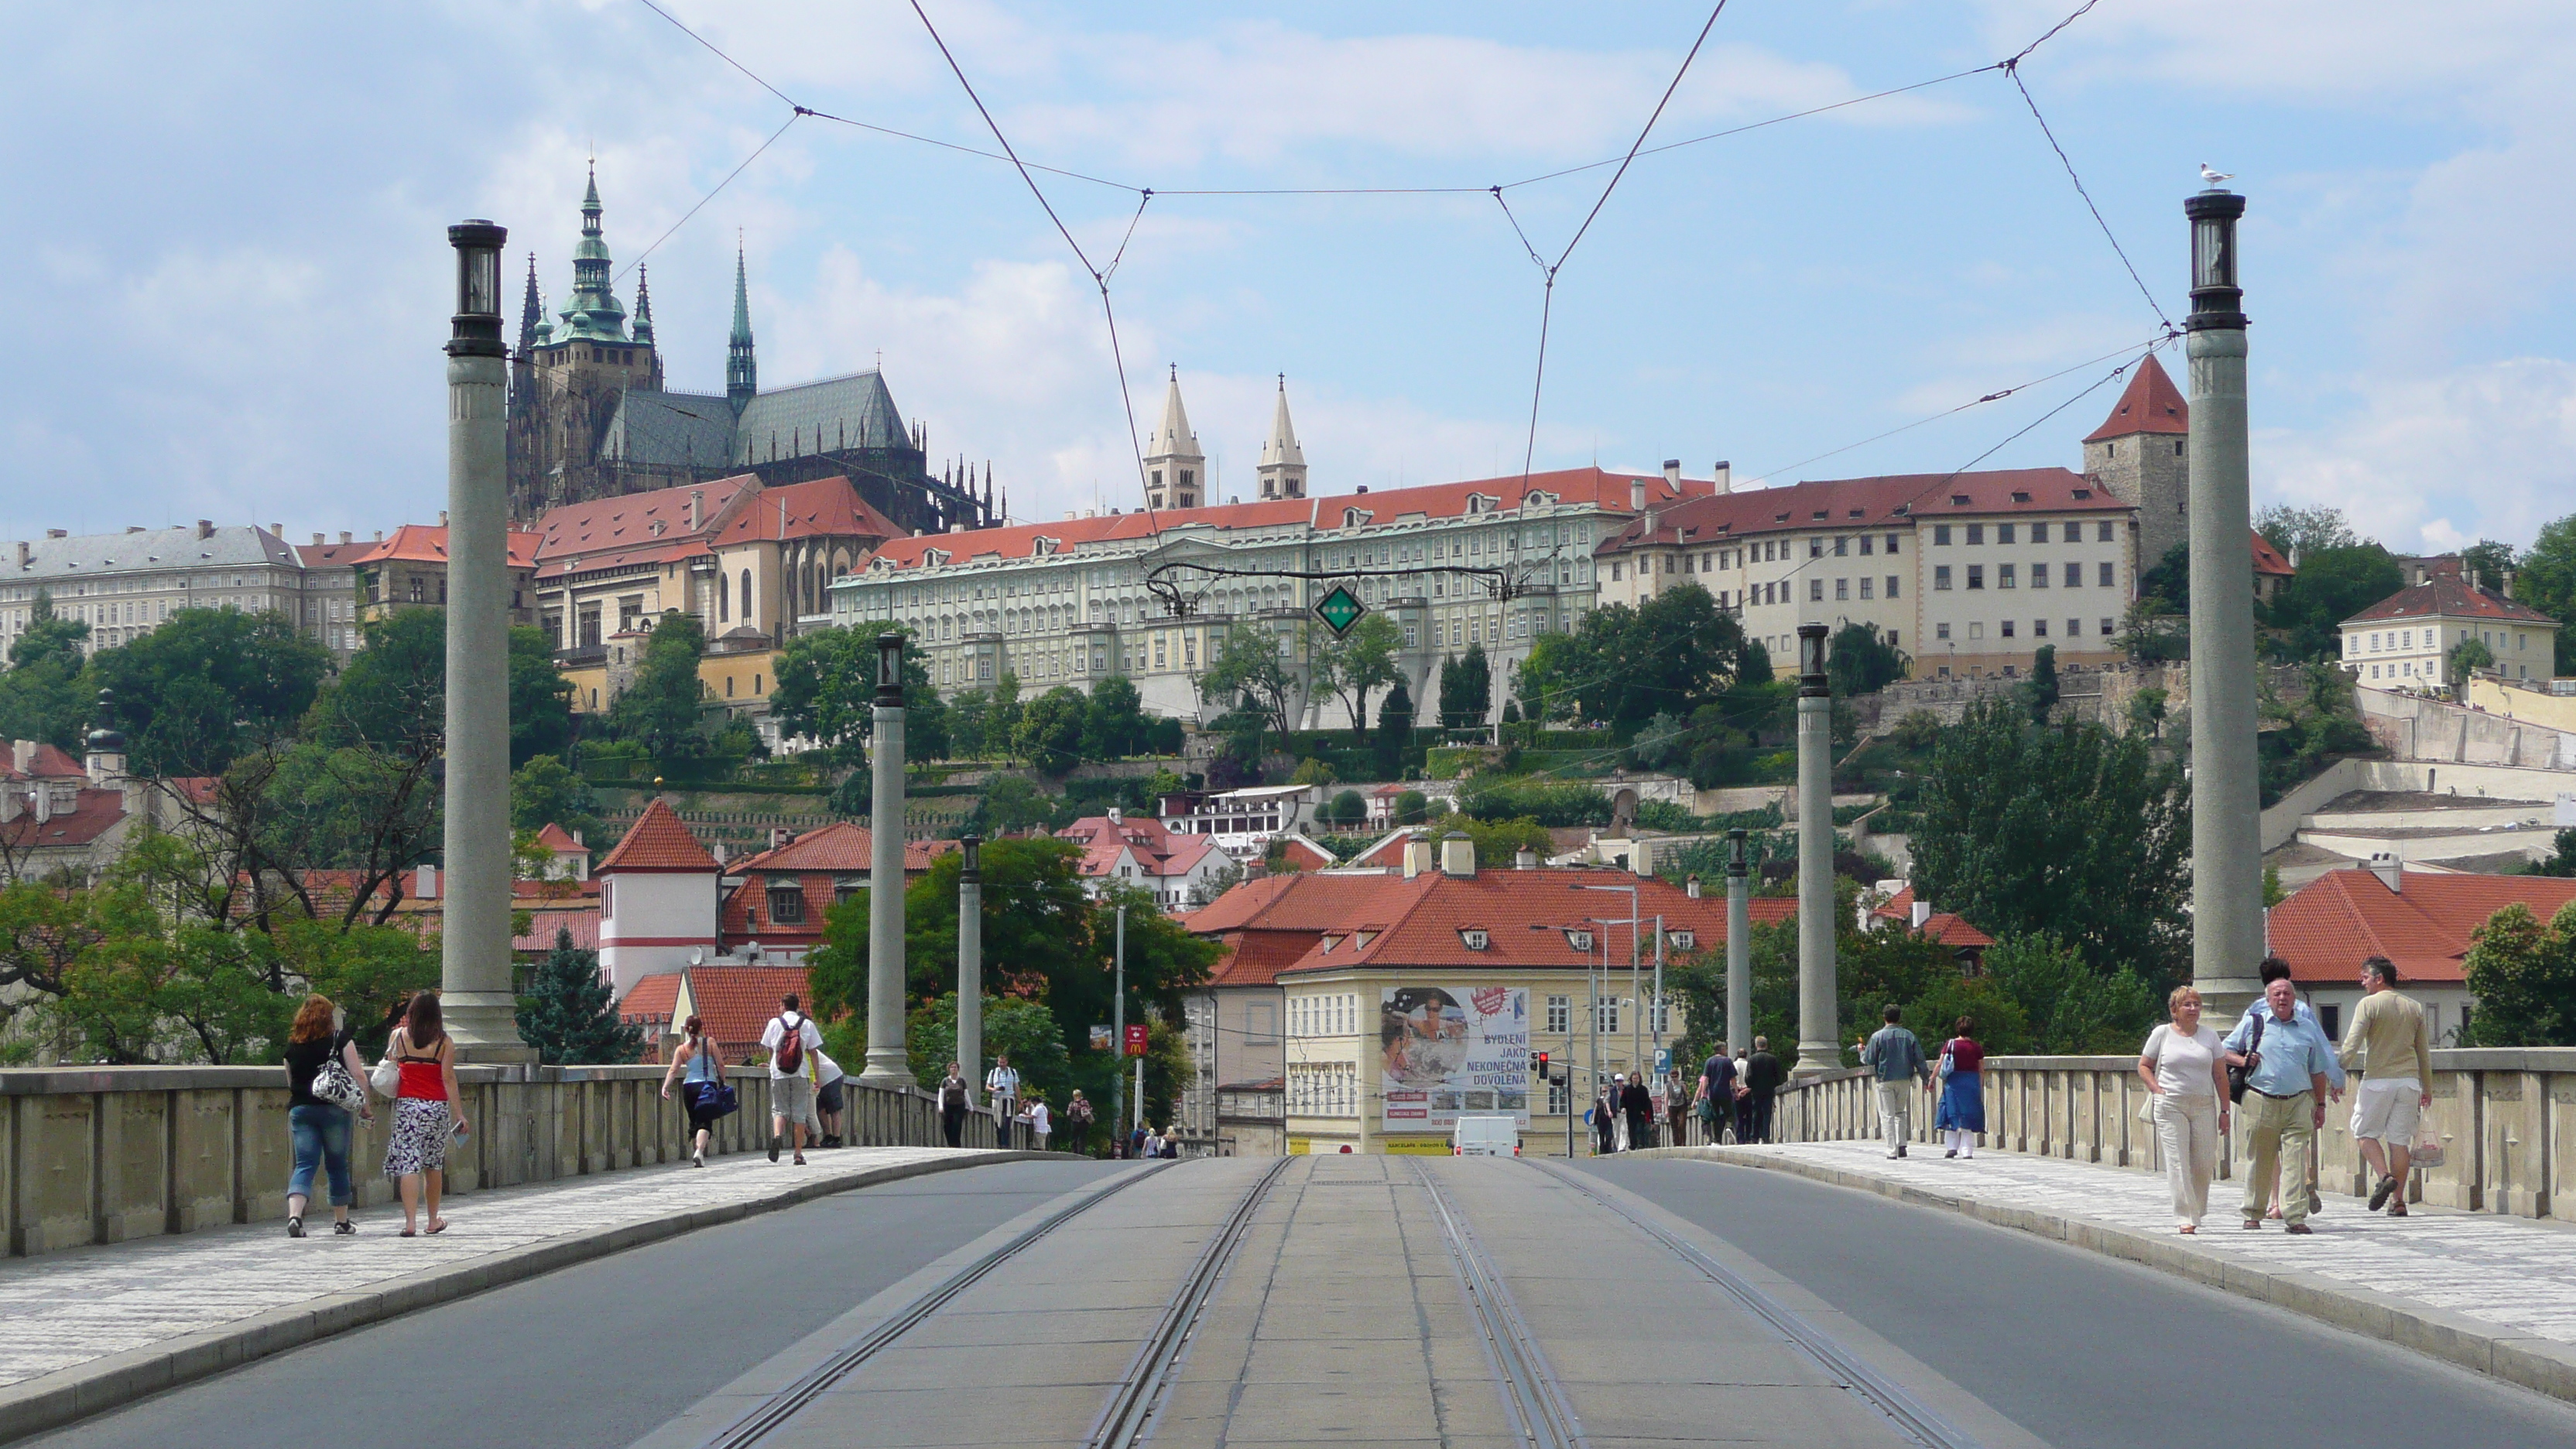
1587, 935, 1601, 1156
1651, 911, 1665, 1070
1726, 829, 1751, 1059
1112, 904, 1125, 1150
1793, 622, 1840, 1077
1629, 905, 1642, 1091
956, 835, 983, 1110
860, 634, 915, 1087
2184, 186, 2264, 1021
437, 221, 526, 1059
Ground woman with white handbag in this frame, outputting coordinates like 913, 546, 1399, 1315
283, 995, 373, 1238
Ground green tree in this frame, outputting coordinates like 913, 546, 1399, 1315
0, 588, 92, 751
2448, 634, 2495, 683
1200, 624, 1297, 738
2024, 644, 2060, 722
2254, 504, 2358, 560
1439, 646, 1492, 728
772, 624, 947, 762
511, 755, 601, 838
516, 927, 640, 1064
2525, 827, 2576, 878
1374, 677, 1415, 772
2516, 513, 2576, 673
509, 625, 575, 768
900, 992, 1074, 1104
1015, 686, 1090, 776
1738, 637, 1774, 687
1315, 612, 1403, 731
1394, 789, 1428, 825
948, 687, 992, 759
608, 611, 709, 762
1827, 622, 1909, 698
1328, 789, 1367, 825
2126, 687, 2168, 740
88, 608, 333, 775
2461, 538, 2519, 589
2266, 543, 2404, 662
1081, 675, 1149, 760
2137, 541, 2191, 613
1910, 698, 2191, 984
1982, 933, 2160, 1053
309, 608, 443, 752
2459, 900, 2576, 1046
988, 670, 1024, 759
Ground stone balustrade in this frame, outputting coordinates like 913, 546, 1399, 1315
0, 1065, 1002, 1257
1770, 1050, 2576, 1221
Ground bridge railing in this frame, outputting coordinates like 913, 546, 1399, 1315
1768, 1050, 2576, 1222
0, 1064, 1002, 1259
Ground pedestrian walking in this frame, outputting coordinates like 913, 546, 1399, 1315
1142, 1124, 1166, 1159
283, 994, 372, 1238
1064, 1089, 1094, 1156
1861, 1006, 1931, 1158
1697, 1048, 1737, 1145
1933, 1017, 1985, 1159
1619, 1071, 1653, 1153
1592, 1079, 1619, 1155
2225, 976, 2338, 1234
1019, 1094, 1052, 1152
1661, 1071, 1690, 1148
2236, 957, 2345, 1218
760, 993, 824, 1165
812, 1048, 848, 1148
2139, 987, 2230, 1233
1744, 1040, 1783, 1143
2338, 956, 2433, 1216
1128, 1123, 1148, 1160
937, 1062, 971, 1147
985, 1053, 1021, 1150
380, 992, 463, 1237
659, 1016, 730, 1167
1160, 1125, 1180, 1159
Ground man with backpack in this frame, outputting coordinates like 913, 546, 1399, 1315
761, 994, 825, 1165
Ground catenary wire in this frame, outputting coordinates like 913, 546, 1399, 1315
2003, 63, 2171, 331
615, 112, 801, 283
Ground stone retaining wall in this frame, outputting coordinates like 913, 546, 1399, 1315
0, 1065, 997, 1257
1769, 1049, 2576, 1220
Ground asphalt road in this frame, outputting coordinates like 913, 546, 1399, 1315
1577, 1156, 2576, 1449
24, 1157, 1124, 1449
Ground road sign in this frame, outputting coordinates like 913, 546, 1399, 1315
1312, 584, 1366, 636
1089, 1025, 1114, 1052
1124, 1023, 1149, 1057
1655, 1047, 1670, 1073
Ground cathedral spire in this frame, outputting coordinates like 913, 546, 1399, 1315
632, 265, 656, 346
726, 237, 757, 415
556, 163, 629, 343
1142, 365, 1204, 509
1256, 373, 1307, 500
517, 253, 543, 354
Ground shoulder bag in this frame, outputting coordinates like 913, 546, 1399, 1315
370, 1029, 404, 1099
2225, 1015, 2264, 1105
311, 1036, 368, 1113
697, 1046, 741, 1121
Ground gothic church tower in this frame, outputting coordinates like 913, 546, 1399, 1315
1142, 367, 1204, 510
2081, 352, 2190, 573
1256, 376, 1307, 500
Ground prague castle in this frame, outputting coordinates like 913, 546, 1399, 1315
504, 168, 994, 536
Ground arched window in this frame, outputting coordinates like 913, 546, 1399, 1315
739, 569, 753, 625
718, 575, 729, 622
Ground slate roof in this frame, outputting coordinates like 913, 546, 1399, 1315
597, 799, 720, 873
7, 523, 303, 582
2340, 574, 2557, 628
2084, 354, 2191, 442
734, 372, 910, 463
601, 391, 739, 470
2268, 866, 2576, 986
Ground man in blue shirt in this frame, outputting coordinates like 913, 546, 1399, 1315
2235, 957, 2347, 1218
2223, 976, 2338, 1234
1861, 1005, 1931, 1159
1698, 1050, 1738, 1144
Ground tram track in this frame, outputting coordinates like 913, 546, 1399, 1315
1083, 1156, 1292, 1449
1410, 1159, 1591, 1449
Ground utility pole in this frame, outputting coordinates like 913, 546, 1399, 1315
1792, 623, 1840, 1076
1650, 912, 1666, 1081
437, 221, 527, 1060
956, 834, 983, 1108
1726, 828, 1751, 1058
860, 633, 915, 1087
2185, 184, 2263, 1020
1112, 904, 1127, 1149
1587, 929, 1601, 1156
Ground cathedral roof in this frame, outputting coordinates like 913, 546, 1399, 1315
733, 372, 908, 464
602, 390, 739, 469
2084, 354, 2188, 442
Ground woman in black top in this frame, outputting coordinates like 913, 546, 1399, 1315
283, 994, 372, 1238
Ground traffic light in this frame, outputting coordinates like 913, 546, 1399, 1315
1533, 1050, 1551, 1082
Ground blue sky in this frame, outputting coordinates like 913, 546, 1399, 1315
6, 2, 2572, 555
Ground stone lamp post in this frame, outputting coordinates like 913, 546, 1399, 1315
1792, 623, 1840, 1077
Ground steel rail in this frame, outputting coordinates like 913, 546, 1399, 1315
1410, 1160, 1591, 1449
1530, 1160, 1985, 1449
1084, 1156, 1294, 1448
695, 1161, 1175, 1448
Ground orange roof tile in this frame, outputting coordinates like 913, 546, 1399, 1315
535, 822, 591, 856
2250, 530, 2294, 577
516, 906, 601, 954
0, 787, 127, 848
2268, 867, 2576, 986
598, 799, 720, 873
618, 971, 682, 1026
2, 742, 87, 780
2341, 574, 2558, 628
682, 964, 815, 1055
709, 476, 905, 549
1272, 868, 1783, 976
730, 820, 953, 875
2084, 353, 2189, 442
337, 523, 541, 570
1597, 466, 2123, 557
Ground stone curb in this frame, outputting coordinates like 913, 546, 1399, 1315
0, 1149, 1086, 1447
1632, 1146, 2576, 1407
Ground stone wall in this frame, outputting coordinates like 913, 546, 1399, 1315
0, 1065, 995, 1257
1769, 1049, 2576, 1221
2358, 686, 2575, 769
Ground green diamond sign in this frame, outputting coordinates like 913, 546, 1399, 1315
1313, 584, 1367, 636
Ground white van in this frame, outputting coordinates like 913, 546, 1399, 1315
1451, 1114, 1521, 1156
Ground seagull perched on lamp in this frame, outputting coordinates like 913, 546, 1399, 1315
2200, 163, 2235, 184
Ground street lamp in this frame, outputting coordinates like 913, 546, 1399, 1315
2186, 189, 2246, 330
1725, 827, 1751, 1059
1574, 882, 1642, 1100
861, 631, 915, 1087
447, 221, 506, 358
1792, 622, 1838, 1077
876, 631, 907, 704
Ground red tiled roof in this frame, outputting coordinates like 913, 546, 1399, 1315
2, 742, 86, 780
535, 822, 591, 857
708, 476, 904, 549
0, 787, 126, 848
1272, 868, 1783, 976
683, 964, 814, 1055
2340, 574, 2557, 628
1596, 467, 2123, 557
535, 474, 756, 564
1919, 913, 1994, 948
516, 906, 602, 954
337, 523, 541, 570
729, 820, 952, 875
2083, 353, 2189, 442
855, 468, 1707, 574
2268, 867, 2576, 986
1057, 814, 1220, 881
2251, 531, 2294, 577
598, 799, 720, 873
1274, 836, 1338, 872
618, 971, 681, 1026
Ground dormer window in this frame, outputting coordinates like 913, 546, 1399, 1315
1566, 929, 1594, 952
2071, 488, 2092, 500
1465, 493, 1499, 516
2009, 491, 2032, 504
1668, 929, 1697, 951
1344, 509, 1372, 528
1460, 928, 1490, 951
1033, 537, 1059, 557
1320, 934, 1340, 954
1951, 495, 1971, 506
922, 549, 950, 567
1353, 930, 1374, 951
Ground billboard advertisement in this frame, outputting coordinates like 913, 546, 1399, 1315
1380, 986, 1530, 1129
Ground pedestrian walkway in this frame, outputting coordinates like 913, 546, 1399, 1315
1688, 1141, 2576, 1362
0, 1145, 977, 1395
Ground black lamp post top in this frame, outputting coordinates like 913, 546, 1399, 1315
1797, 621, 1830, 697
446, 219, 509, 359
2185, 188, 2246, 332
875, 632, 907, 706
960, 833, 983, 880
1725, 826, 1749, 876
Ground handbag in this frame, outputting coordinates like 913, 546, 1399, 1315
370, 1049, 402, 1099
694, 1060, 740, 1122
311, 1043, 368, 1114
2225, 1014, 2264, 1105
2409, 1120, 2445, 1170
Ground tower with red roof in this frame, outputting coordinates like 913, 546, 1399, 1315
2081, 353, 2191, 573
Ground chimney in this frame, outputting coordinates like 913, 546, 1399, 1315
1402, 834, 1434, 880
1911, 900, 1933, 930
1514, 847, 1536, 870
45, 529, 66, 539
195, 519, 214, 540
13, 541, 28, 566
2504, 567, 2518, 599
125, 525, 144, 533
440, 510, 450, 528
312, 533, 324, 546
770, 827, 791, 851
1107, 806, 1122, 824
1663, 459, 1681, 491
270, 522, 282, 536
415, 862, 437, 899
689, 489, 704, 530
1630, 478, 1647, 512
373, 529, 383, 542
340, 532, 352, 545
1439, 831, 1475, 878
1686, 873, 1702, 899
2366, 851, 2402, 892
1712, 461, 1732, 495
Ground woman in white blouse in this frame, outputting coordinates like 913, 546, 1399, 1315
2139, 985, 2232, 1233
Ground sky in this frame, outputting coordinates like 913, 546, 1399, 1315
5, 1, 2573, 557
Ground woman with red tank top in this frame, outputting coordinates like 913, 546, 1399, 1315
380, 992, 467, 1236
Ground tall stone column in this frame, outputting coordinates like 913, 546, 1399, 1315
956, 834, 984, 1108
439, 221, 529, 1059
1725, 827, 1751, 1058
1791, 624, 1840, 1077
862, 633, 917, 1087
2184, 187, 2263, 1019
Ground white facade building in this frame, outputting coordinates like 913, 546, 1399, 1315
2338, 573, 2558, 690
4, 522, 357, 661
595, 798, 724, 997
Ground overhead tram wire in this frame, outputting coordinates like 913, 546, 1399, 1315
615, 112, 800, 285
2003, 64, 2172, 331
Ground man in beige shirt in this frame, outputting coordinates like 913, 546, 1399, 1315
2337, 956, 2433, 1215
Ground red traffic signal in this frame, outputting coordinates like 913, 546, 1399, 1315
1533, 1050, 1550, 1078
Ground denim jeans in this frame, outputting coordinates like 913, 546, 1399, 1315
289, 1103, 354, 1207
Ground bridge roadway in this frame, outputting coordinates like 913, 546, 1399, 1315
25, 1156, 2576, 1449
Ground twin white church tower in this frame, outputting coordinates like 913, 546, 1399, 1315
1141, 368, 1308, 511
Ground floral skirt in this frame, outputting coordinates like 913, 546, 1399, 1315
383, 1097, 453, 1179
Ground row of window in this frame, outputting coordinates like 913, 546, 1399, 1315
1934, 562, 2117, 591
1293, 993, 1359, 1038
1933, 618, 2118, 642
2347, 627, 2535, 656
1287, 1064, 1358, 1116
1540, 994, 1669, 1035
1932, 521, 2116, 545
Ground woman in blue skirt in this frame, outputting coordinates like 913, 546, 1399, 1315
1934, 1016, 1985, 1158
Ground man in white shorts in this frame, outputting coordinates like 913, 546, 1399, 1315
2338, 956, 2432, 1215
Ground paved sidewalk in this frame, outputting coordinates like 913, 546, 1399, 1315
0, 1144, 1005, 1437
1645, 1141, 2576, 1399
